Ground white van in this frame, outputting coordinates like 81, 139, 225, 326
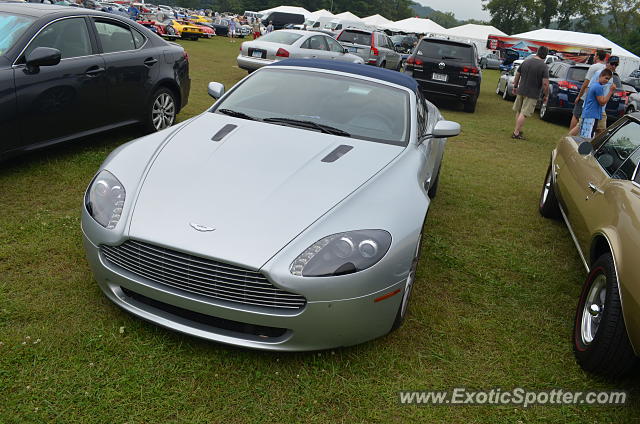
324, 19, 369, 35
304, 16, 334, 30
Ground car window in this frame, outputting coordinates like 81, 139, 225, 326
301, 35, 328, 51
0, 13, 36, 56
257, 31, 302, 45
416, 40, 473, 62
416, 91, 427, 137
325, 37, 344, 53
337, 30, 370, 46
24, 17, 92, 60
568, 67, 587, 82
95, 20, 137, 53
595, 120, 640, 178
132, 29, 146, 49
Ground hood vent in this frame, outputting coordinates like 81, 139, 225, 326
321, 145, 353, 163
211, 124, 238, 142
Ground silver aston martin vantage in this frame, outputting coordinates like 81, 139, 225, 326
82, 59, 460, 351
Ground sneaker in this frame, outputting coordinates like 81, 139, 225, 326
511, 132, 525, 140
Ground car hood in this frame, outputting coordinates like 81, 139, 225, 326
128, 113, 404, 269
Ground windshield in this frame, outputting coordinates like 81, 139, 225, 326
212, 68, 410, 146
0, 13, 35, 56
417, 40, 473, 61
257, 31, 303, 45
337, 30, 371, 46
325, 22, 339, 30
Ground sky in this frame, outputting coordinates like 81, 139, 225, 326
416, 0, 492, 22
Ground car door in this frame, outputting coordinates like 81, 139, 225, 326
416, 91, 442, 189
299, 35, 331, 60
561, 119, 640, 252
323, 36, 349, 61
92, 18, 157, 124
0, 61, 19, 155
377, 34, 397, 68
13, 16, 108, 147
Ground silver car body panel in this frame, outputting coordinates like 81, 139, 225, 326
82, 65, 449, 350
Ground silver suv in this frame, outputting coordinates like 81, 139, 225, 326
336, 29, 402, 71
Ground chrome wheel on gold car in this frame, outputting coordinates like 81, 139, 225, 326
573, 253, 637, 377
539, 163, 561, 219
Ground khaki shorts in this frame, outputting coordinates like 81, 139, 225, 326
578, 112, 608, 132
513, 95, 537, 118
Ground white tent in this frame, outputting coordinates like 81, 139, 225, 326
333, 11, 362, 21
385, 17, 446, 35
309, 9, 334, 19
512, 28, 640, 77
444, 24, 508, 56
362, 14, 393, 29
259, 5, 311, 18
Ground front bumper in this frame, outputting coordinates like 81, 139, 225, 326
82, 229, 406, 351
237, 54, 275, 71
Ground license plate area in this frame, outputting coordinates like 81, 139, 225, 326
432, 73, 448, 82
250, 48, 266, 58
347, 47, 357, 53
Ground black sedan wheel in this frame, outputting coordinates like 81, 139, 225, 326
573, 253, 637, 377
539, 163, 561, 219
146, 88, 176, 132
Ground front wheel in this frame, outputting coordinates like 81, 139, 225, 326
144, 87, 177, 133
391, 231, 422, 331
573, 253, 637, 378
539, 163, 561, 219
540, 99, 553, 121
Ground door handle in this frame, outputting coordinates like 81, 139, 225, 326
144, 57, 158, 67
85, 66, 105, 77
588, 182, 604, 194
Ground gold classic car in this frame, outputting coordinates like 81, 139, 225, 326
539, 113, 640, 377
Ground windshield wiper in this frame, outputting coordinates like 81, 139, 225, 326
263, 118, 351, 137
217, 109, 259, 121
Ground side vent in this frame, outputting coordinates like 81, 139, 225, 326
211, 124, 238, 142
321, 145, 353, 163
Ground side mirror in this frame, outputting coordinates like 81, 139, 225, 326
25, 47, 61, 73
578, 140, 594, 155
207, 81, 225, 99
432, 120, 461, 138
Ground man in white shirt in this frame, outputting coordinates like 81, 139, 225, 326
569, 50, 606, 132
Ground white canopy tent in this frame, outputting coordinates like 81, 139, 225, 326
444, 24, 508, 56
384, 17, 446, 35
362, 14, 393, 29
308, 9, 334, 19
512, 28, 640, 77
332, 11, 362, 21
258, 6, 311, 18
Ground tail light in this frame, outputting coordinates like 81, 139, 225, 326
406, 56, 423, 66
276, 48, 289, 58
558, 80, 578, 91
461, 66, 479, 75
370, 47, 379, 56
613, 91, 629, 103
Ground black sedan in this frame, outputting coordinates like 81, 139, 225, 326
0, 3, 190, 160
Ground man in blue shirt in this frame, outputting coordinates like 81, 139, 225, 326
579, 68, 616, 138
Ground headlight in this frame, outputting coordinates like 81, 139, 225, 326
290, 230, 391, 277
85, 170, 126, 229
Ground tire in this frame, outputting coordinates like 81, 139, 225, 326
539, 163, 561, 219
463, 99, 476, 113
573, 253, 638, 378
165, 25, 176, 36
391, 230, 422, 331
627, 106, 635, 114
539, 99, 553, 121
428, 165, 441, 199
144, 87, 177, 133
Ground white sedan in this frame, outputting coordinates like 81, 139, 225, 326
237, 29, 364, 73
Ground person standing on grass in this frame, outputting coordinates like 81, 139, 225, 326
511, 46, 550, 140
568, 56, 620, 137
578, 69, 616, 138
252, 18, 261, 39
228, 18, 236, 42
569, 49, 607, 132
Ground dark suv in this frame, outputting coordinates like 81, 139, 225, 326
540, 62, 626, 122
404, 38, 481, 112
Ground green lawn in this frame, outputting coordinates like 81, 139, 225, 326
1, 37, 638, 422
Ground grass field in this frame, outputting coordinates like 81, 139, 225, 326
1, 36, 639, 422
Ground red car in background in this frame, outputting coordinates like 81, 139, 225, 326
137, 13, 179, 39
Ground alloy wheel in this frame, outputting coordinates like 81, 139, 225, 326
581, 274, 607, 345
151, 93, 175, 131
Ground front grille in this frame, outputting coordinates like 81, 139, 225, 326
101, 240, 306, 310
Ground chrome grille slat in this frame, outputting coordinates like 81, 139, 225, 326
104, 252, 304, 305
101, 240, 306, 309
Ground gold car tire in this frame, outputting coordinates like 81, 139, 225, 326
539, 163, 561, 220
573, 253, 637, 378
